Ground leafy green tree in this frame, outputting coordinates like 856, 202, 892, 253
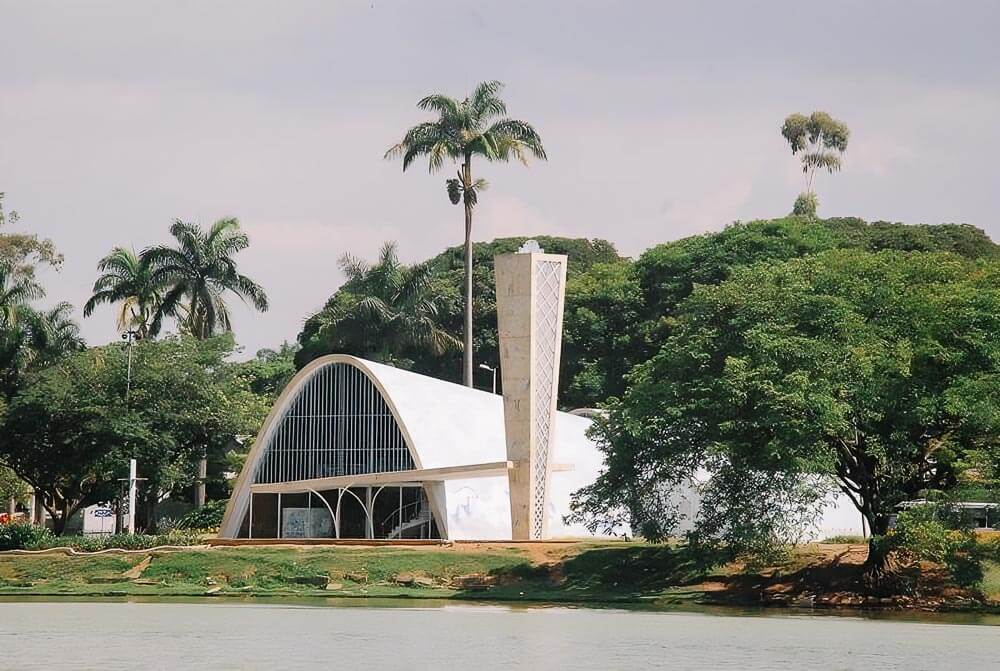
561, 260, 644, 408
0, 336, 268, 533
235, 342, 300, 399
573, 250, 1000, 587
0, 193, 62, 278
0, 464, 29, 510
296, 236, 621, 396
781, 111, 849, 213
302, 242, 459, 368
386, 80, 547, 386
84, 247, 160, 338
633, 217, 999, 369
144, 218, 268, 339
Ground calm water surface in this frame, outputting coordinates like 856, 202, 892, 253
1, 599, 998, 670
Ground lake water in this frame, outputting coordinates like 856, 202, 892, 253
1, 599, 999, 670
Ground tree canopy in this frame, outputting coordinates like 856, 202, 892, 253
572, 249, 1000, 578
144, 218, 269, 339
295, 236, 621, 395
83, 247, 160, 338
0, 193, 62, 278
0, 336, 267, 533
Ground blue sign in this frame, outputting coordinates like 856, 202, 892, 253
93, 508, 114, 518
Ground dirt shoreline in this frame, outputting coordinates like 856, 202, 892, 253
2, 541, 998, 614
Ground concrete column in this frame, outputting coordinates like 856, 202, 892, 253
495, 242, 567, 540
194, 455, 207, 508
6, 497, 15, 516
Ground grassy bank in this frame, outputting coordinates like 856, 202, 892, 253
1, 542, 998, 610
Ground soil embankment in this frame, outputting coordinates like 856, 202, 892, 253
1, 541, 997, 612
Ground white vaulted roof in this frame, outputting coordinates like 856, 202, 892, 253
358, 357, 508, 468
354, 356, 594, 469
219, 354, 598, 537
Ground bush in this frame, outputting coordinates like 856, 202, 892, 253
0, 520, 54, 550
822, 535, 866, 544
177, 499, 227, 531
26, 529, 204, 552
890, 505, 985, 587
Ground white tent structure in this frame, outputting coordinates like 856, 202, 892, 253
218, 354, 606, 540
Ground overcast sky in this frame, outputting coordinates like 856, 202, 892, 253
2, 0, 998, 356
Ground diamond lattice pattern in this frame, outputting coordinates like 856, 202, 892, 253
531, 260, 563, 538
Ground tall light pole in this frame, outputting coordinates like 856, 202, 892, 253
479, 363, 498, 395
122, 329, 141, 403
121, 329, 141, 532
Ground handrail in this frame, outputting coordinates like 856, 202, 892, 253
379, 500, 422, 528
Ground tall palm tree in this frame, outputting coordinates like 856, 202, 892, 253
83, 247, 160, 338
316, 241, 459, 364
0, 262, 43, 331
144, 218, 269, 339
386, 80, 546, 386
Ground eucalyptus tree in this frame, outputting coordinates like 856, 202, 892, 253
84, 247, 160, 338
0, 192, 62, 278
781, 111, 849, 215
386, 80, 546, 385
144, 218, 269, 339
313, 241, 459, 366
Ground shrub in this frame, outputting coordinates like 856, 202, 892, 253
890, 505, 985, 587
822, 535, 866, 544
26, 529, 204, 552
177, 499, 227, 531
0, 520, 53, 551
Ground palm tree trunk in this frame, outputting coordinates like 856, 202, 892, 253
462, 156, 474, 387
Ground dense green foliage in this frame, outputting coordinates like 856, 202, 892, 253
27, 530, 204, 551
573, 247, 1000, 578
296, 236, 621, 396
0, 519, 53, 550
889, 505, 985, 587
176, 498, 228, 531
233, 343, 298, 399
297, 218, 997, 413
0, 464, 29, 507
0, 520, 203, 551
300, 242, 459, 368
0, 336, 268, 533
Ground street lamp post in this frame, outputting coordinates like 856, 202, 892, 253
122, 329, 141, 403
479, 363, 498, 395
120, 329, 142, 532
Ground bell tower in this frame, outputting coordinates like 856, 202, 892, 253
494, 241, 568, 540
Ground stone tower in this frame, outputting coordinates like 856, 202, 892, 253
494, 241, 568, 540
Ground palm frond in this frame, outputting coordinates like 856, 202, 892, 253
416, 93, 460, 117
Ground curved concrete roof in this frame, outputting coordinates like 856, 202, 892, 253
220, 354, 596, 538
